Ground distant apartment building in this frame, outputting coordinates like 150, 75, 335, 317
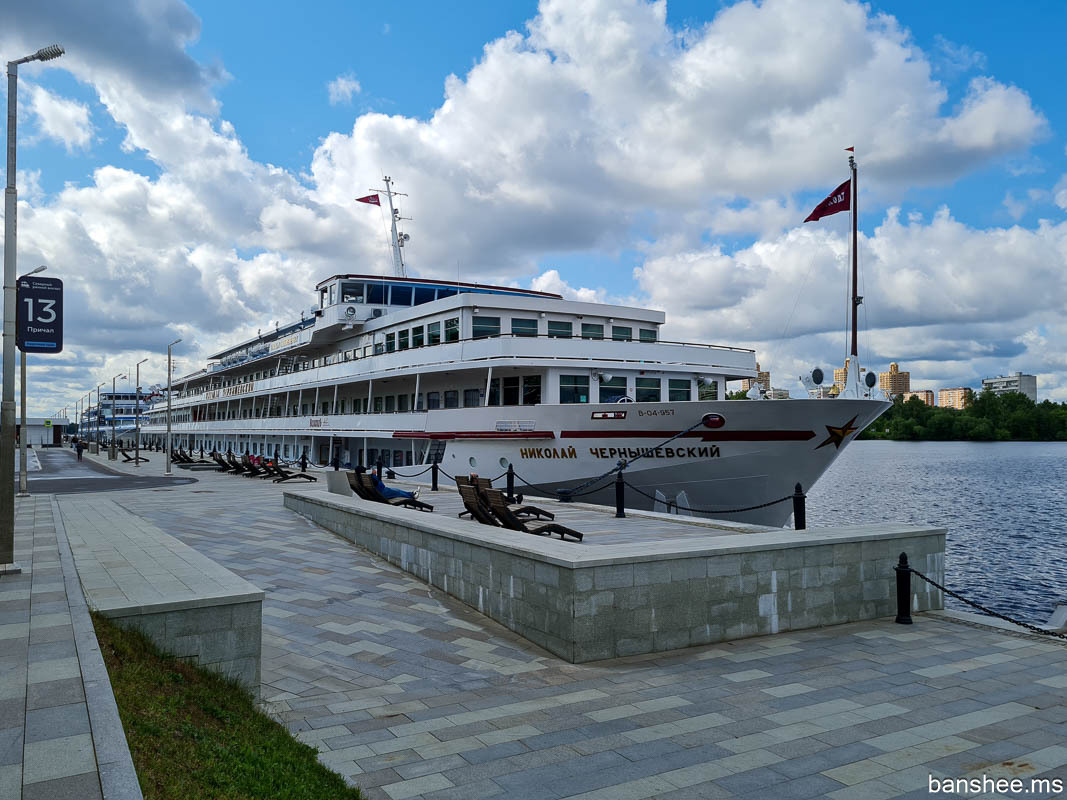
832, 357, 870, 392
938, 387, 972, 410
902, 390, 935, 407
879, 362, 910, 397
981, 372, 1037, 402
766, 388, 791, 399
742, 362, 771, 392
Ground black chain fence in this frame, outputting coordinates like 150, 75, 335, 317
909, 567, 1067, 641
621, 480, 793, 515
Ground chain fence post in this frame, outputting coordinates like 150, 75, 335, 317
431, 460, 439, 492
792, 482, 806, 530
615, 470, 625, 518
506, 463, 515, 502
895, 552, 913, 625
557, 489, 572, 503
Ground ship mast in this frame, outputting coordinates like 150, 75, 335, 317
378, 176, 410, 278
849, 155, 859, 358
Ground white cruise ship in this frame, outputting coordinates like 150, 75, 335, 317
139, 269, 889, 526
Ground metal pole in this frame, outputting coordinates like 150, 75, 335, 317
17, 349, 27, 495
1, 61, 20, 571
792, 483, 806, 531
110, 373, 123, 461
165, 339, 180, 475
894, 552, 913, 624
614, 470, 625, 518
135, 358, 146, 467
96, 383, 103, 450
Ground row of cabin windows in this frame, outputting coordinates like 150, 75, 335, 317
331, 281, 462, 308
473, 317, 658, 342
559, 376, 692, 404
384, 317, 459, 353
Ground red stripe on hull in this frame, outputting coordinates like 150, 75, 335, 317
560, 430, 815, 442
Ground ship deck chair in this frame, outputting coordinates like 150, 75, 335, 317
211, 453, 233, 472
358, 472, 434, 512
119, 448, 148, 463
240, 454, 267, 477
456, 475, 554, 520
346, 471, 377, 500
225, 453, 248, 474
267, 462, 317, 483
457, 484, 500, 526
483, 489, 582, 541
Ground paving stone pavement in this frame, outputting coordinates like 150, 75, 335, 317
74, 470, 1067, 799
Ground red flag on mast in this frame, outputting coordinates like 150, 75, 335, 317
355, 194, 381, 206
803, 179, 850, 223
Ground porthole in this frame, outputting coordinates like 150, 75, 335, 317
469, 456, 478, 468
499, 457, 509, 469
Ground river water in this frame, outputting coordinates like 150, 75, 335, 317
802, 440, 1067, 625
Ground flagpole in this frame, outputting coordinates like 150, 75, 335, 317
849, 154, 858, 358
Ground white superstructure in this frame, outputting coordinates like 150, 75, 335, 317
139, 272, 889, 526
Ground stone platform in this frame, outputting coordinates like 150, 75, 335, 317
59, 496, 264, 690
284, 487, 945, 663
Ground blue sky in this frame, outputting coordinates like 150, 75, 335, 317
4, 0, 1067, 411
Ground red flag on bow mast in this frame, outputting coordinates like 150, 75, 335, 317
803, 179, 850, 223
355, 194, 380, 206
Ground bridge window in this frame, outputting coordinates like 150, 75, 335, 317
636, 378, 661, 402
390, 285, 413, 305
341, 282, 364, 303
472, 316, 500, 338
581, 323, 604, 340
414, 287, 436, 305
560, 375, 589, 404
444, 318, 459, 342
639, 328, 658, 343
512, 318, 538, 337
612, 326, 632, 341
548, 321, 573, 338
367, 284, 387, 304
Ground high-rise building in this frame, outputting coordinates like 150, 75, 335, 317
902, 390, 934, 407
742, 362, 771, 393
879, 362, 910, 397
981, 372, 1037, 402
938, 388, 972, 410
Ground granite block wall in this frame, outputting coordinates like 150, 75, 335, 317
286, 492, 944, 664
102, 599, 262, 692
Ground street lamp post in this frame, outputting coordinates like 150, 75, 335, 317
95, 382, 104, 451
135, 357, 147, 467
1, 43, 64, 574
110, 373, 125, 460
165, 339, 181, 476
17, 265, 47, 497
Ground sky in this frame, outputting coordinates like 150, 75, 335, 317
2, 0, 1067, 416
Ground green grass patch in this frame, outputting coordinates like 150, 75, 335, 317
91, 611, 363, 800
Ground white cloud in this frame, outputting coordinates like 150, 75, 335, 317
327, 73, 361, 105
1002, 191, 1025, 221
26, 84, 92, 151
2, 0, 1062, 413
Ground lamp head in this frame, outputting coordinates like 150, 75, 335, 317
33, 45, 64, 62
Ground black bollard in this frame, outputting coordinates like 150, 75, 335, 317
332, 453, 339, 471
376, 459, 383, 478
506, 464, 515, 502
431, 460, 439, 492
792, 482, 806, 530
895, 552, 913, 625
615, 471, 625, 518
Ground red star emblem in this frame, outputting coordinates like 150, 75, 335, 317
815, 415, 859, 450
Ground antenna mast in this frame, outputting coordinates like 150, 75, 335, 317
849, 155, 859, 358
378, 176, 411, 278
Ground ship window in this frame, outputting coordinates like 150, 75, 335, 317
599, 376, 627, 403
301, 403, 309, 415
437, 288, 457, 299
398, 330, 409, 350
385, 396, 396, 413
636, 378, 661, 402
414, 287, 436, 305
374, 397, 383, 413
612, 326, 632, 341
512, 318, 538, 337
397, 394, 409, 412
502, 376, 520, 406
412, 326, 424, 347
427, 392, 440, 410
329, 284, 337, 305
321, 401, 330, 415
444, 318, 460, 342
522, 375, 541, 405
669, 379, 692, 402
639, 328, 657, 342
700, 379, 720, 400
428, 322, 441, 345
488, 379, 500, 406
385, 333, 396, 352
581, 323, 604, 340
390, 285, 413, 305
472, 316, 500, 339
367, 284, 387, 304
560, 375, 589, 404
444, 390, 459, 408
284, 445, 290, 458
463, 388, 480, 407
341, 282, 364, 303
548, 321, 573, 338
416, 393, 424, 410
319, 287, 328, 308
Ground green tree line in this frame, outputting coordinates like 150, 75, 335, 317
859, 390, 1067, 441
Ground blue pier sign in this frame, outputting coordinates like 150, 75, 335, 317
16, 276, 63, 354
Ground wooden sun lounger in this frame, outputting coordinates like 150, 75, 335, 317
455, 475, 553, 520
457, 484, 501, 526
483, 489, 582, 541
267, 462, 317, 483
358, 473, 434, 512
226, 454, 248, 474
119, 448, 148, 463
